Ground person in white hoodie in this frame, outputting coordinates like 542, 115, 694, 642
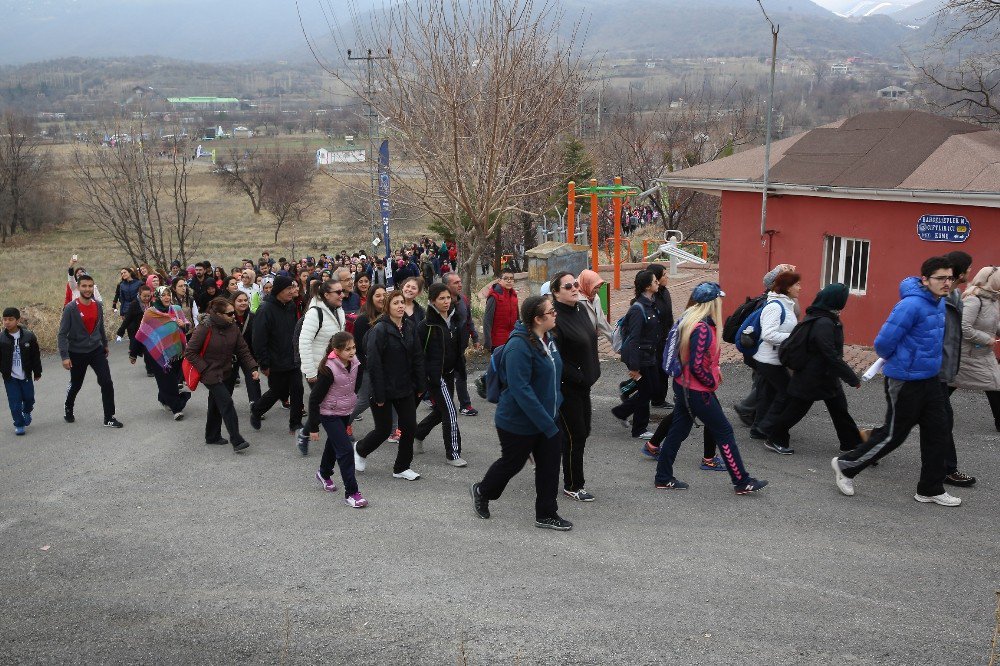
750, 270, 801, 440
296, 279, 347, 452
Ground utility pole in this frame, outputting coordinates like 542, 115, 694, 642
757, 0, 779, 242
347, 48, 390, 241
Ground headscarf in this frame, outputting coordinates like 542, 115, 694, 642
810, 283, 849, 312
152, 286, 172, 313
963, 265, 1000, 299
577, 269, 604, 302
145, 274, 160, 290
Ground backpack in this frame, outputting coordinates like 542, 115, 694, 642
778, 317, 818, 371
722, 294, 767, 344
662, 317, 685, 378
611, 303, 645, 354
733, 300, 786, 356
291, 306, 324, 366
478, 332, 528, 403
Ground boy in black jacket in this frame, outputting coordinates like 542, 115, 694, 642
1, 308, 43, 436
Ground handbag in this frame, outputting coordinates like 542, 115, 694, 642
181, 329, 212, 391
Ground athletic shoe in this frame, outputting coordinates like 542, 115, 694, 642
104, 417, 124, 429
249, 408, 262, 431
748, 428, 768, 440
353, 414, 363, 422
612, 414, 629, 429
460, 406, 479, 416
535, 515, 573, 531
233, 440, 250, 453
563, 488, 595, 502
173, 411, 184, 421
315, 470, 337, 492
650, 401, 673, 409
296, 428, 310, 456
345, 424, 354, 438
414, 438, 424, 454
655, 478, 689, 490
734, 478, 768, 495
446, 457, 468, 467
387, 428, 401, 443
281, 400, 290, 410
700, 456, 726, 471
470, 482, 490, 519
641, 442, 659, 459
353, 442, 366, 472
64, 407, 75, 423
763, 440, 793, 455
831, 457, 854, 496
345, 492, 368, 508
392, 468, 421, 481
633, 431, 655, 440
14, 426, 25, 436
914, 492, 962, 507
22, 412, 32, 427
206, 437, 229, 445
944, 472, 976, 487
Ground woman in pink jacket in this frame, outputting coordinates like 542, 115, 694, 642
305, 331, 368, 508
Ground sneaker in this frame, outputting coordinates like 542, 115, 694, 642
641, 441, 659, 459
345, 424, 354, 438
633, 430, 654, 440
296, 428, 310, 456
446, 457, 468, 467
249, 408, 262, 431
613, 415, 629, 429
470, 482, 490, 519
387, 428, 401, 443
734, 478, 768, 494
353, 442, 366, 472
651, 401, 673, 409
535, 515, 573, 531
344, 492, 368, 508
354, 414, 364, 422
914, 491, 962, 507
233, 440, 250, 453
206, 437, 229, 445
14, 426, 25, 436
315, 470, 337, 492
830, 457, 854, 496
748, 428, 768, 440
414, 438, 424, 454
64, 407, 75, 423
281, 400, 290, 410
392, 468, 421, 481
763, 440, 794, 455
655, 478, 689, 490
22, 412, 32, 427
104, 417, 124, 429
944, 472, 976, 487
700, 456, 726, 471
460, 406, 479, 416
563, 488, 595, 502
173, 411, 184, 421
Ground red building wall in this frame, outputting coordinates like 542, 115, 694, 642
718, 191, 1000, 346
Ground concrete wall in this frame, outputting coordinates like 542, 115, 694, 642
718, 191, 1000, 346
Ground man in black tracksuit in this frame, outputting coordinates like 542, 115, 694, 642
251, 276, 303, 432
938, 250, 976, 487
415, 286, 464, 463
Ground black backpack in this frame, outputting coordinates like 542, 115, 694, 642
722, 293, 767, 344
778, 317, 818, 372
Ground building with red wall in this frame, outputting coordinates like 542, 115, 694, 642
658, 111, 1000, 346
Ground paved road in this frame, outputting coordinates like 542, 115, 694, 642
2, 349, 998, 664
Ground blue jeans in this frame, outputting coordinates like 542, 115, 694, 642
655, 381, 750, 486
4, 377, 35, 428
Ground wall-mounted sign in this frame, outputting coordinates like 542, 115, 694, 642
917, 215, 971, 243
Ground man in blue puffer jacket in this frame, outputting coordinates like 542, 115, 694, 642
831, 256, 962, 507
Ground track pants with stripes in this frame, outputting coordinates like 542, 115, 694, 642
559, 383, 592, 492
415, 372, 462, 461
837, 377, 948, 497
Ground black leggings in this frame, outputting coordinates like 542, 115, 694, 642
356, 394, 418, 474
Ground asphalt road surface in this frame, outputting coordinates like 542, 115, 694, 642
2, 349, 998, 665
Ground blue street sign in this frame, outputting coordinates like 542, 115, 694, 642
917, 215, 971, 243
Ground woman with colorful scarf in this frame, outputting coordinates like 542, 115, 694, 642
130, 286, 191, 420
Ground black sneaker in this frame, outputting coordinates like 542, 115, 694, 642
206, 437, 229, 445
460, 406, 479, 416
944, 471, 976, 487
470, 482, 490, 519
103, 417, 124, 429
763, 440, 794, 455
735, 478, 768, 495
233, 440, 250, 453
64, 407, 75, 423
535, 515, 573, 531
249, 409, 262, 431
296, 428, 309, 456
654, 478, 690, 490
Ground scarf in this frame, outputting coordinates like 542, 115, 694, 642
135, 306, 187, 370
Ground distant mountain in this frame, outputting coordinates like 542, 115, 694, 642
888, 0, 946, 25
811, 0, 923, 15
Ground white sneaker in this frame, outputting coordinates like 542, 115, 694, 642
914, 492, 961, 507
173, 411, 184, 421
634, 431, 655, 440
392, 468, 421, 481
353, 442, 366, 472
414, 439, 424, 454
831, 457, 854, 496
446, 457, 467, 467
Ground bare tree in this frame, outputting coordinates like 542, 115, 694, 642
72, 125, 201, 271
0, 112, 49, 242
215, 143, 267, 214
315, 0, 584, 296
260, 154, 316, 244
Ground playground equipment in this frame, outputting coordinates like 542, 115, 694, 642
643, 229, 708, 276
568, 178, 639, 290
642, 239, 708, 262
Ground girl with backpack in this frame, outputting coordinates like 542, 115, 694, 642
653, 282, 768, 495
611, 270, 660, 440
305, 332, 368, 508
749, 271, 801, 439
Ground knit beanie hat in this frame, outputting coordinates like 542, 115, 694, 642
811, 283, 849, 311
272, 274, 295, 296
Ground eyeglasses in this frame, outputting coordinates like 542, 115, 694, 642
328, 289, 345, 295
541, 309, 557, 318
560, 281, 579, 290
929, 275, 956, 282
222, 311, 236, 317
501, 276, 515, 282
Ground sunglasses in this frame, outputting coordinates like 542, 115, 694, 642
560, 281, 579, 290
222, 311, 236, 317
328, 289, 345, 295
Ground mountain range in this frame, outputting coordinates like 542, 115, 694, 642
0, 0, 947, 65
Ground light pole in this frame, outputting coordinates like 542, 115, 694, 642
757, 0, 779, 243
347, 48, 390, 242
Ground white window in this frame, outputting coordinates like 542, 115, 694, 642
822, 235, 870, 295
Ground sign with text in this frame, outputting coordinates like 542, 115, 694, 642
917, 215, 971, 243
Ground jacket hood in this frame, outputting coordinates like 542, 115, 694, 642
899, 276, 939, 305
425, 303, 456, 326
